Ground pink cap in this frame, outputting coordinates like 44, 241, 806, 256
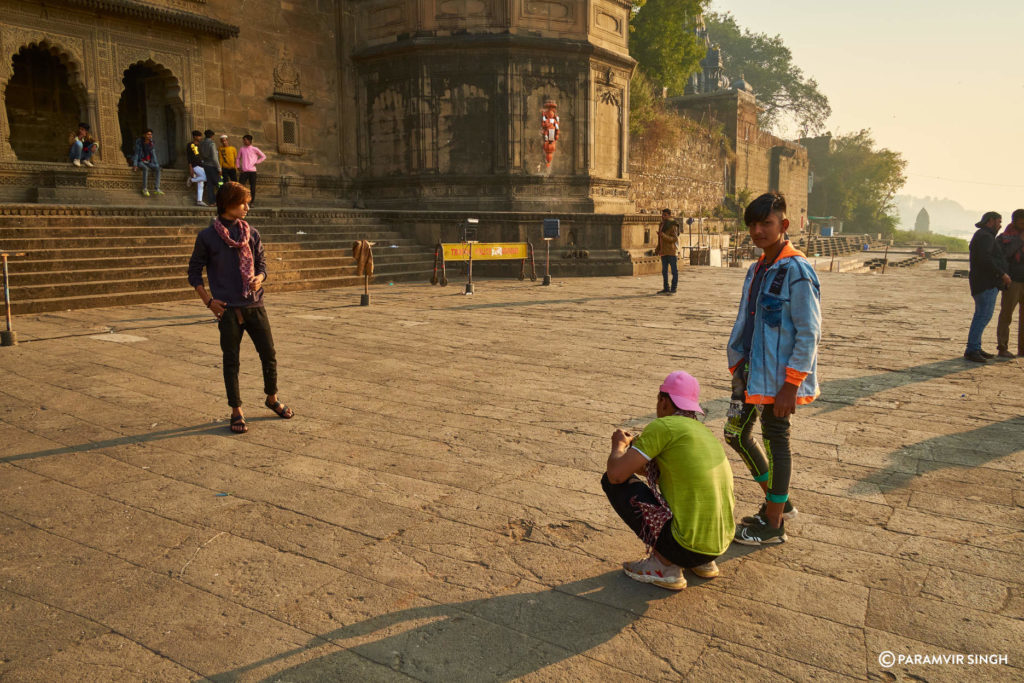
660, 371, 704, 414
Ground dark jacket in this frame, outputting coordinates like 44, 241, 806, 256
997, 227, 1024, 283
187, 219, 267, 308
969, 226, 1009, 295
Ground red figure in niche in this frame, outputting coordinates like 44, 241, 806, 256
541, 100, 559, 167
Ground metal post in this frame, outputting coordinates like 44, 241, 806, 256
360, 274, 370, 306
1, 252, 23, 346
543, 238, 551, 285
465, 242, 475, 294
881, 243, 890, 275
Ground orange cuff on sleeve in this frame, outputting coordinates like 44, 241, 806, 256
785, 367, 808, 386
729, 361, 744, 375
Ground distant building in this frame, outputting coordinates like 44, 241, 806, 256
657, 13, 809, 226
914, 207, 931, 234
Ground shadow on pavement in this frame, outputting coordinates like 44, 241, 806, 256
811, 358, 972, 415
0, 420, 273, 464
854, 415, 1024, 493
207, 571, 674, 682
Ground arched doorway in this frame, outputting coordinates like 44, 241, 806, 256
117, 62, 184, 168
3, 44, 86, 161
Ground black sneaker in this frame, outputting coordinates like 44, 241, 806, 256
963, 350, 988, 363
740, 500, 798, 525
979, 350, 995, 359
733, 519, 787, 546
656, 289, 671, 295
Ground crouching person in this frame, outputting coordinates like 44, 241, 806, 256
601, 371, 735, 590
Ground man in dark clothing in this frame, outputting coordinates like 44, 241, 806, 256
965, 211, 1011, 363
187, 181, 294, 433
199, 129, 221, 206
186, 130, 207, 206
995, 209, 1024, 358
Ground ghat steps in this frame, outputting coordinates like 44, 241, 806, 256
0, 206, 436, 315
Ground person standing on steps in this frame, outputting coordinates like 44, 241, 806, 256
237, 135, 267, 204
186, 130, 207, 206
187, 181, 295, 434
199, 129, 222, 206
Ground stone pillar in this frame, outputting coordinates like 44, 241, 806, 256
0, 55, 17, 161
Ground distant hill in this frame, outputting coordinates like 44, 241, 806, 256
895, 195, 981, 239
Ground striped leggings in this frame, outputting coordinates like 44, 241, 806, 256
723, 402, 792, 503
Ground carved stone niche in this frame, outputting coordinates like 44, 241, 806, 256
267, 47, 310, 156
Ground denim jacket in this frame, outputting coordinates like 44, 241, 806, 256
727, 241, 821, 405
132, 138, 159, 167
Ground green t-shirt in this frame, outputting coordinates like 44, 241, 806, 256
632, 416, 735, 556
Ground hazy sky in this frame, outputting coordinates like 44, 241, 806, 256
710, 1, 1024, 214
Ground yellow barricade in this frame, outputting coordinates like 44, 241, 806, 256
431, 242, 537, 287
440, 243, 530, 261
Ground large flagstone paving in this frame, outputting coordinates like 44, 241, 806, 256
1, 265, 1021, 681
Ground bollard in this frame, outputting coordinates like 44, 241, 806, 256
939, 258, 947, 271
464, 240, 476, 294
1, 252, 26, 346
543, 239, 552, 285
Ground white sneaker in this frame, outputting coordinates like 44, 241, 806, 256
82, 160, 94, 167
691, 560, 719, 579
622, 555, 686, 590
72, 159, 81, 167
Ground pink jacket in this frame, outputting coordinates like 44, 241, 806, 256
237, 145, 266, 173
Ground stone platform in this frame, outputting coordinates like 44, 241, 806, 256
1, 266, 1022, 681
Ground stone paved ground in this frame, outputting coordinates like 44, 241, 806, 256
1, 265, 1022, 682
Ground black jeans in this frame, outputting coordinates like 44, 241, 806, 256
661, 255, 678, 292
239, 171, 257, 201
724, 402, 792, 503
221, 168, 238, 183
202, 164, 221, 204
219, 306, 277, 407
601, 473, 718, 568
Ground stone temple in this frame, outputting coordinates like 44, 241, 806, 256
0, 1, 814, 315
1, 0, 636, 212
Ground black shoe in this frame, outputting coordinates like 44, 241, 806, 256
734, 519, 787, 546
740, 500, 798, 525
670, 289, 677, 294
979, 350, 995, 359
964, 350, 988, 363
657, 289, 671, 295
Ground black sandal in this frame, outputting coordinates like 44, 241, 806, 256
230, 415, 248, 434
265, 399, 294, 419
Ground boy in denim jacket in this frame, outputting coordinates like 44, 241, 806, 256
724, 193, 821, 545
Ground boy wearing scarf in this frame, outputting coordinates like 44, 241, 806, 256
187, 182, 294, 433
602, 371, 735, 590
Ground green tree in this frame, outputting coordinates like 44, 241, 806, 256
629, 0, 709, 96
807, 130, 907, 236
705, 12, 830, 135
629, 68, 659, 138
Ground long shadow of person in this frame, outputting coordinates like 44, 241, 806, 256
208, 571, 672, 682
853, 414, 1024, 493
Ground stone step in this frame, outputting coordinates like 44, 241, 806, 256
7, 252, 435, 285
4, 257, 436, 300
0, 232, 416, 250
6, 246, 428, 273
0, 268, 435, 315
0, 223, 400, 237
3, 241, 428, 262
